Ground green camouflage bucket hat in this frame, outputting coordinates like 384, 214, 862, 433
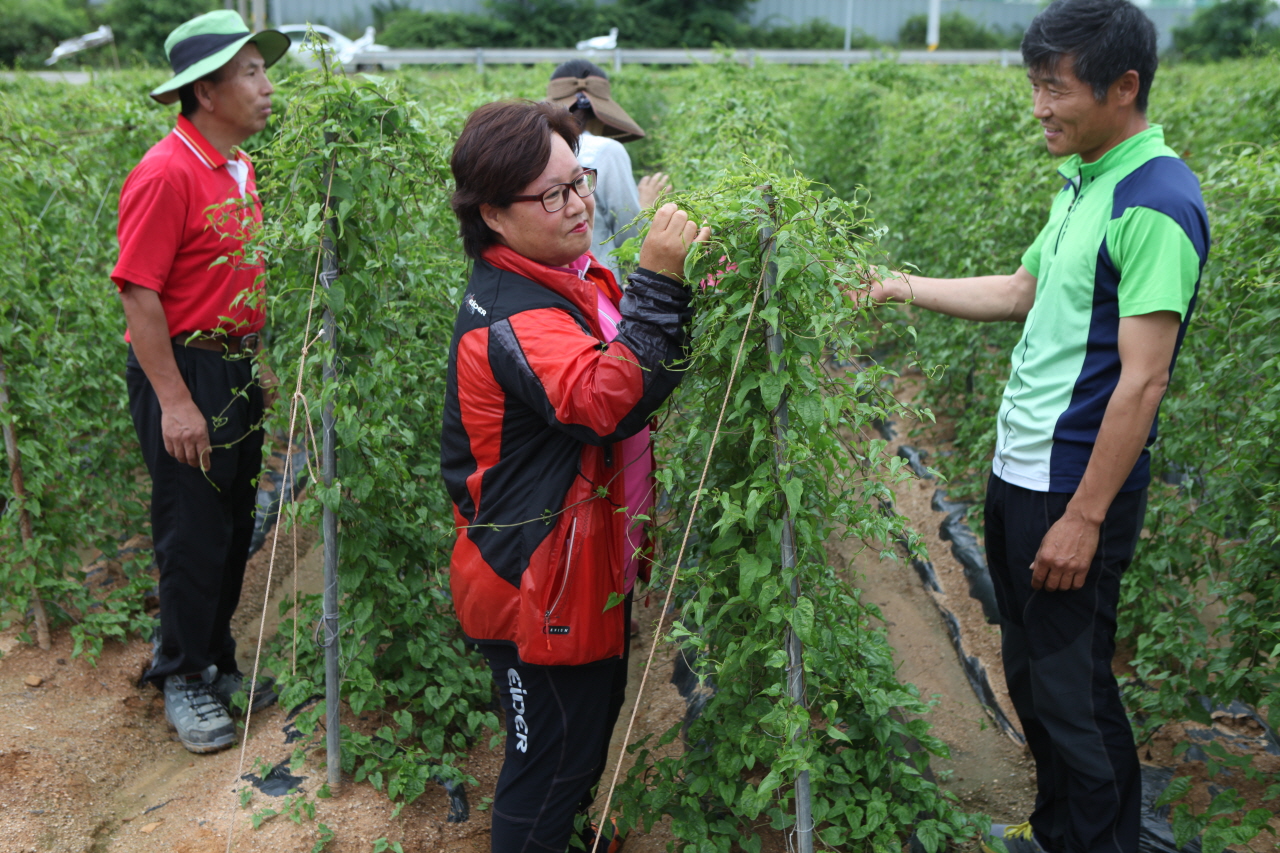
150, 10, 290, 105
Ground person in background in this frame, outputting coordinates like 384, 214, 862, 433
547, 59, 671, 282
442, 99, 708, 852
866, 2, 1208, 852
112, 10, 288, 754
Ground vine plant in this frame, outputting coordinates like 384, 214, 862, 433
596, 62, 983, 850
609, 172, 980, 851
0, 78, 166, 657
251, 69, 502, 803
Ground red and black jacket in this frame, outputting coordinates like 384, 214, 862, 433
441, 244, 692, 666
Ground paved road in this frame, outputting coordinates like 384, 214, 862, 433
0, 71, 92, 84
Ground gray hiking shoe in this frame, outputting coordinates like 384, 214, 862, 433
211, 669, 278, 716
163, 667, 236, 753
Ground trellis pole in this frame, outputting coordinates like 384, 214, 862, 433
320, 133, 342, 792
758, 189, 814, 853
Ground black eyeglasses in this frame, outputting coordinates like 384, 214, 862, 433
510, 169, 597, 213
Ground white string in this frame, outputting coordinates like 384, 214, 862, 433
222, 158, 336, 853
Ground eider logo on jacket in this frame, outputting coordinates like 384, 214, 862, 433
465, 294, 488, 317
508, 668, 529, 752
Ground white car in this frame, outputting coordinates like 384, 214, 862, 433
277, 24, 396, 71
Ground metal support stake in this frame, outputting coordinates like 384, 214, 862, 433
320, 133, 342, 792
843, 0, 854, 64
758, 189, 813, 853
475, 47, 485, 75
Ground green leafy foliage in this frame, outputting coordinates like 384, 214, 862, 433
613, 169, 977, 848
1171, 0, 1280, 62
375, 7, 517, 49
251, 68, 505, 794
100, 0, 217, 66
0, 76, 165, 650
1120, 139, 1280, 767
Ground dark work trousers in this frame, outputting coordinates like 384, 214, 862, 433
481, 597, 631, 853
127, 344, 265, 685
984, 474, 1146, 853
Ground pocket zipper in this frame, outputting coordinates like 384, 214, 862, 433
544, 517, 577, 646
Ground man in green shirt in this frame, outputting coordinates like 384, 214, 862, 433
870, 2, 1209, 852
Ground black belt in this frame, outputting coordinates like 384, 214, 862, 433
173, 332, 261, 354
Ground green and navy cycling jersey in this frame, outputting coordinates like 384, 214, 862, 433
994, 126, 1209, 493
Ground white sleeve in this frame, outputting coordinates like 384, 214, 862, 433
591, 140, 643, 250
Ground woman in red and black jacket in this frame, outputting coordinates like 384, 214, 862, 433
442, 100, 708, 851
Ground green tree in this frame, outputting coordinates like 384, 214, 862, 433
0, 0, 89, 68
101, 0, 216, 66
375, 7, 516, 49
742, 18, 874, 49
608, 0, 755, 47
484, 0, 604, 47
1172, 0, 1280, 62
898, 11, 1022, 49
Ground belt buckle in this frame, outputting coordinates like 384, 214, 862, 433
240, 333, 261, 355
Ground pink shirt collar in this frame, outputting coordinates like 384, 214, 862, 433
552, 253, 593, 280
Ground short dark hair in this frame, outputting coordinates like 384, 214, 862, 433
177, 66, 227, 119
1021, 0, 1158, 112
550, 59, 608, 81
450, 100, 582, 261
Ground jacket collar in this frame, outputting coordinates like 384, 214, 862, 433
172, 114, 232, 170
1058, 124, 1167, 184
482, 244, 621, 335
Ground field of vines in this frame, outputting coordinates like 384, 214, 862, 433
1, 55, 1276, 852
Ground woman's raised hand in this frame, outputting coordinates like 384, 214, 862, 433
637, 202, 711, 282
637, 172, 671, 208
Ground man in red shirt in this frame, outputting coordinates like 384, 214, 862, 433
111, 10, 289, 754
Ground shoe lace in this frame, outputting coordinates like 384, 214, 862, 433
1004, 821, 1034, 841
180, 681, 227, 721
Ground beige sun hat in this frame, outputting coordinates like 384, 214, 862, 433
546, 75, 646, 143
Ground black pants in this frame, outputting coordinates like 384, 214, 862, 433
984, 474, 1146, 853
127, 344, 264, 685
481, 598, 630, 853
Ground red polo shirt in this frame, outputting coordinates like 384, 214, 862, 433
112, 115, 266, 341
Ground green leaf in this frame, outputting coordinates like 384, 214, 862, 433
326, 280, 345, 315
791, 596, 816, 644
1154, 776, 1193, 809
737, 551, 771, 598
783, 477, 803, 516
759, 372, 784, 410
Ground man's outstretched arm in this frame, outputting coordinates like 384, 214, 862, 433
867, 265, 1038, 322
1030, 310, 1182, 591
